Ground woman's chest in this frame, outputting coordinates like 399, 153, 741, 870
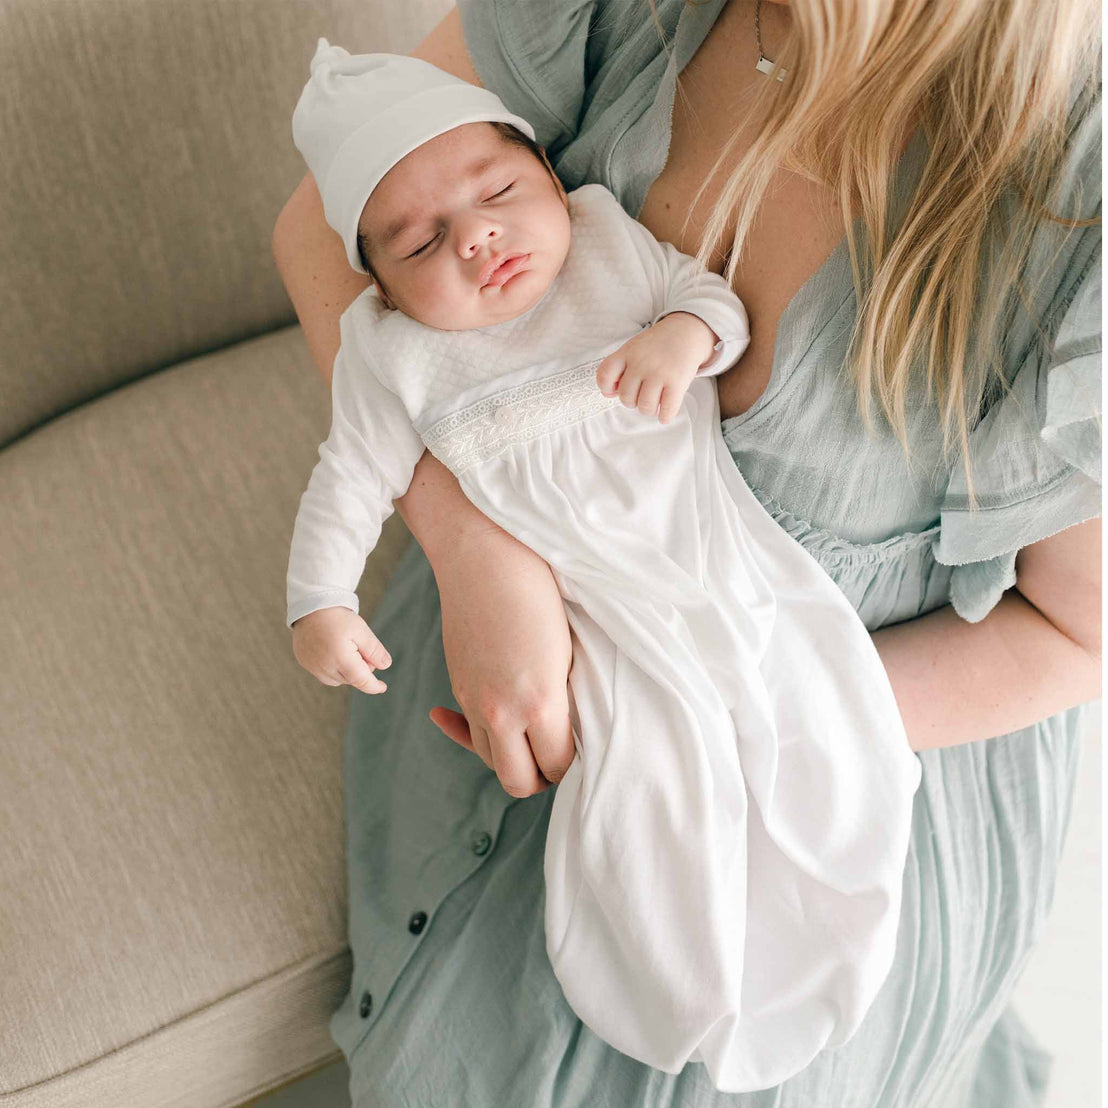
635, 0, 850, 421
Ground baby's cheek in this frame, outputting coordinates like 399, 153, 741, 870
429, 268, 462, 301
403, 269, 443, 310
418, 270, 471, 327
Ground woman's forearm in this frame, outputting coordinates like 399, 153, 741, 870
872, 589, 1101, 753
394, 450, 526, 566
272, 170, 372, 386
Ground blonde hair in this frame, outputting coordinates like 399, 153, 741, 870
651, 0, 1100, 505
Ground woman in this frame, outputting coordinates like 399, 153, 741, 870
272, 1, 1101, 1104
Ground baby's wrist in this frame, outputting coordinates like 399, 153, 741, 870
655, 311, 719, 368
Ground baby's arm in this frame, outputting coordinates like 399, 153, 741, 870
643, 236, 751, 378
619, 196, 752, 377
286, 304, 425, 691
596, 194, 752, 419
596, 311, 723, 422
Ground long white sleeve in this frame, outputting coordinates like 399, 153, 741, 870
286, 308, 426, 629
616, 200, 751, 378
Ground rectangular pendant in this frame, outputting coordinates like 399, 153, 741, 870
756, 55, 786, 82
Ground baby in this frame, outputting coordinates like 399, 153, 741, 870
285, 41, 921, 1093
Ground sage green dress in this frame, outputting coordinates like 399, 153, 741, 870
327, 2, 1102, 1104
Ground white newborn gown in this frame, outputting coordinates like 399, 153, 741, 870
286, 183, 922, 1092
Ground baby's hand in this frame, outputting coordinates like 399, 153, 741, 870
290, 606, 392, 695
596, 311, 718, 424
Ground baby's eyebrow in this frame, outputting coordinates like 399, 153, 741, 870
377, 154, 504, 250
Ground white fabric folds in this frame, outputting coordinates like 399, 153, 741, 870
425, 365, 922, 1091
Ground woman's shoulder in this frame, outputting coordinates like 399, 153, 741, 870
456, 0, 600, 152
456, 0, 703, 154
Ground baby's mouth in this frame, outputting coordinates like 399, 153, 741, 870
481, 252, 530, 288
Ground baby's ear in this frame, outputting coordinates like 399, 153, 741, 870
370, 277, 396, 311
540, 148, 568, 205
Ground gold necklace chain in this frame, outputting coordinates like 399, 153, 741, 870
754, 0, 787, 81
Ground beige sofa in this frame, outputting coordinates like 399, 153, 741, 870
0, 1, 453, 1104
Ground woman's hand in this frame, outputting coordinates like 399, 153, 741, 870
427, 525, 576, 798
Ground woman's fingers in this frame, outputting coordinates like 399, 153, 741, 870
429, 703, 570, 797
526, 708, 576, 786
479, 718, 543, 797
469, 722, 494, 770
428, 707, 474, 750
428, 708, 496, 779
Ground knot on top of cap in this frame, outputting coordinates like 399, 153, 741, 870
307, 37, 348, 76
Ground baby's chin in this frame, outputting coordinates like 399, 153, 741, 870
414, 270, 555, 330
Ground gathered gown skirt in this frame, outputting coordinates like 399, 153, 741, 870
419, 361, 923, 1091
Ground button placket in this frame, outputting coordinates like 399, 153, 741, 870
345, 812, 510, 1054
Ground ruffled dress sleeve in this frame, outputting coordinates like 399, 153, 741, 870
932, 77, 1102, 622
932, 241, 1101, 622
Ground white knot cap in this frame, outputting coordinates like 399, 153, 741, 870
292, 39, 538, 274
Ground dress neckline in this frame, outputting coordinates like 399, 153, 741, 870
724, 125, 928, 429
641, 0, 929, 431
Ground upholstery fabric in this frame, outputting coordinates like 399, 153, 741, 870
0, 325, 412, 1105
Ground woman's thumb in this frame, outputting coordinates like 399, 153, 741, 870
429, 707, 474, 752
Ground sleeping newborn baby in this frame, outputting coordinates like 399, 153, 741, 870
285, 41, 922, 1093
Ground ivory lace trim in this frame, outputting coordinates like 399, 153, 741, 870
421, 361, 620, 474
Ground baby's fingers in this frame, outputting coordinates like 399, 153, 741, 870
636, 377, 663, 417
336, 655, 388, 695
658, 386, 683, 424
337, 627, 392, 694
596, 354, 625, 396
354, 624, 392, 670
617, 367, 642, 409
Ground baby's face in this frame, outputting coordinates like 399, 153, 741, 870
359, 122, 571, 330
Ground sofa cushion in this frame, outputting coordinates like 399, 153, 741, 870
0, 327, 414, 1106
0, 0, 452, 450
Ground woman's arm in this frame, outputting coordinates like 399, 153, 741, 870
873, 516, 1101, 752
